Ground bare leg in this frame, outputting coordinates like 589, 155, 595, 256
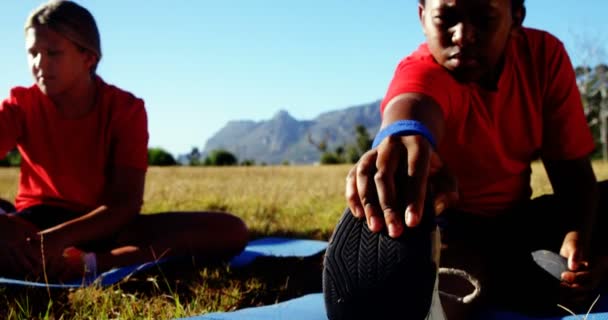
91, 211, 248, 272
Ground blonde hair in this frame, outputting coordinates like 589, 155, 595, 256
25, 0, 101, 73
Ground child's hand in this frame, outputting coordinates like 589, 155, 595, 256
559, 231, 597, 305
345, 133, 432, 238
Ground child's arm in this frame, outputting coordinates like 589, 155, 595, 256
345, 92, 444, 238
36, 165, 145, 264
543, 157, 598, 286
0, 98, 23, 159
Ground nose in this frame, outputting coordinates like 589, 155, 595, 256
451, 21, 476, 47
31, 52, 47, 73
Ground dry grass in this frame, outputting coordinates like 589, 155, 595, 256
530, 160, 608, 196
0, 161, 606, 319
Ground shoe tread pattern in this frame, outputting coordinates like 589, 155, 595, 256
323, 207, 437, 320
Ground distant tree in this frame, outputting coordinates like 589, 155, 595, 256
345, 145, 361, 164
313, 124, 373, 164
204, 149, 238, 166
334, 146, 345, 159
307, 131, 330, 152
355, 125, 373, 154
187, 147, 202, 166
577, 63, 608, 159
148, 148, 177, 166
0, 149, 21, 167
320, 152, 342, 164
281, 160, 291, 166
240, 159, 256, 166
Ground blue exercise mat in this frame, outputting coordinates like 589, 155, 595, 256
183, 294, 327, 320
0, 237, 328, 288
184, 293, 608, 320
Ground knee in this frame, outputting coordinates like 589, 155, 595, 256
224, 214, 249, 254
0, 198, 15, 214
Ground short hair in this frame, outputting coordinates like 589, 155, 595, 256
25, 0, 101, 73
418, 0, 525, 13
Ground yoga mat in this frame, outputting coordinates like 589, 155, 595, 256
183, 293, 608, 320
0, 237, 328, 288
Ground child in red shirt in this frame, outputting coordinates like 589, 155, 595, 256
0, 0, 247, 281
324, 0, 608, 319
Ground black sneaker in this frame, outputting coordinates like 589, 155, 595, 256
323, 202, 441, 320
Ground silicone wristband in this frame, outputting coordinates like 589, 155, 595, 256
372, 120, 437, 149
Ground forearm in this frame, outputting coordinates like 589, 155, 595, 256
544, 158, 598, 254
565, 180, 597, 255
381, 93, 446, 143
39, 203, 140, 249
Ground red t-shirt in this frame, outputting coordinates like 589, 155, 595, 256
0, 77, 149, 212
382, 28, 595, 215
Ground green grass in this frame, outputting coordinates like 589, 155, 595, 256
0, 161, 607, 319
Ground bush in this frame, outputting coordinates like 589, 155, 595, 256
204, 149, 238, 166
0, 149, 21, 167
148, 148, 177, 166
240, 159, 256, 166
320, 152, 342, 164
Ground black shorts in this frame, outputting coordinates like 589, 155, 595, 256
438, 180, 608, 315
12, 205, 86, 230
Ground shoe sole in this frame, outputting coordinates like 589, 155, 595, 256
323, 207, 438, 320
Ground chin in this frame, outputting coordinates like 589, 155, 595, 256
36, 84, 49, 94
450, 67, 485, 84
451, 72, 480, 83
36, 83, 60, 96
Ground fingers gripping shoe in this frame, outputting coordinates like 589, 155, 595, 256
323, 204, 444, 320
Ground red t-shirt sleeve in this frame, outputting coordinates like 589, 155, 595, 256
0, 91, 24, 156
540, 34, 595, 160
381, 46, 458, 119
111, 96, 149, 170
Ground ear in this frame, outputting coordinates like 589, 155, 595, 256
418, 3, 427, 35
512, 5, 526, 28
83, 51, 98, 74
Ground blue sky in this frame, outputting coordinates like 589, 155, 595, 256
1, 1, 607, 156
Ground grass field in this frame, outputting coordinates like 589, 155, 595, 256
0, 161, 607, 319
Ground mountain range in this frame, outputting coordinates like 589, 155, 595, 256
201, 100, 382, 164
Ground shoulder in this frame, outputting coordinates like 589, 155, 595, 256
383, 44, 461, 112
98, 77, 146, 114
513, 27, 567, 59
5, 84, 43, 107
397, 44, 451, 76
520, 27, 563, 45
392, 44, 460, 90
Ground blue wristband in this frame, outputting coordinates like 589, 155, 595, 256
372, 120, 437, 149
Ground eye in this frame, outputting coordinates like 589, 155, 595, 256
47, 49, 62, 57
433, 14, 457, 27
473, 13, 497, 28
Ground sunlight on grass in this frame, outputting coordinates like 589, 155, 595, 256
140, 165, 350, 239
